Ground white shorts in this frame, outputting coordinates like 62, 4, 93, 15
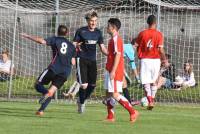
140, 59, 161, 84
104, 71, 123, 93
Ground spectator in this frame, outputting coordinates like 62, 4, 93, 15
157, 54, 175, 89
0, 49, 14, 81
173, 60, 196, 90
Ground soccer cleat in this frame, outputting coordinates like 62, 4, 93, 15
63, 92, 75, 99
77, 99, 85, 114
35, 111, 44, 116
63, 92, 70, 97
147, 102, 154, 110
104, 117, 115, 122
130, 110, 139, 123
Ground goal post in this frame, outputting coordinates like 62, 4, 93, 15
0, 0, 199, 104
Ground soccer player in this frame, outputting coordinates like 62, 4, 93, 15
124, 42, 140, 84
134, 15, 168, 110
104, 18, 139, 122
21, 25, 76, 115
73, 10, 108, 114
123, 42, 141, 105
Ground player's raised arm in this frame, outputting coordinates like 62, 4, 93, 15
21, 33, 46, 45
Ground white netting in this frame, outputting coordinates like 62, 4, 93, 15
0, 0, 199, 104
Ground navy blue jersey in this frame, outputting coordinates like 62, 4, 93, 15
73, 26, 103, 61
45, 36, 76, 77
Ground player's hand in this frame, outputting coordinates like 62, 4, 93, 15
162, 60, 170, 68
77, 42, 83, 46
110, 70, 115, 80
75, 42, 83, 51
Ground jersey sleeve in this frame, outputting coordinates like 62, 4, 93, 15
113, 36, 123, 54
97, 31, 104, 45
73, 29, 81, 42
44, 36, 56, 46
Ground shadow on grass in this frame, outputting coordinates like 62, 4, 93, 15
0, 107, 76, 120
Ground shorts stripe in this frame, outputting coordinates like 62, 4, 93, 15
38, 69, 48, 82
76, 58, 82, 84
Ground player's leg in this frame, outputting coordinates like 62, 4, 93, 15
111, 80, 139, 123
85, 60, 97, 100
105, 94, 116, 122
36, 85, 57, 115
107, 71, 139, 122
148, 59, 161, 110
140, 59, 154, 108
35, 69, 53, 95
104, 71, 116, 122
36, 76, 66, 115
76, 58, 88, 113
122, 75, 131, 103
70, 82, 80, 99
63, 81, 77, 97
37, 69, 58, 104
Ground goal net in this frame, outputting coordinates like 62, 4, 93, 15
0, 0, 199, 104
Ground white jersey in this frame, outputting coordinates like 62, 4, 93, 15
0, 59, 14, 73
182, 72, 196, 87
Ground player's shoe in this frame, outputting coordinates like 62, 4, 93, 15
77, 99, 85, 114
147, 102, 154, 110
104, 117, 115, 122
63, 92, 75, 99
35, 111, 44, 116
130, 110, 139, 123
63, 92, 70, 97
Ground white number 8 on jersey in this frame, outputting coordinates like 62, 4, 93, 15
60, 42, 68, 54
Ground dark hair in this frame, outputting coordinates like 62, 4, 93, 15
108, 18, 121, 30
147, 15, 156, 25
57, 25, 68, 36
85, 11, 98, 20
2, 49, 9, 55
131, 38, 136, 45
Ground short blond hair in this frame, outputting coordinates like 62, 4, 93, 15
85, 10, 98, 20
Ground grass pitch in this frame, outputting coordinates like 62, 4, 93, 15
0, 101, 200, 134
